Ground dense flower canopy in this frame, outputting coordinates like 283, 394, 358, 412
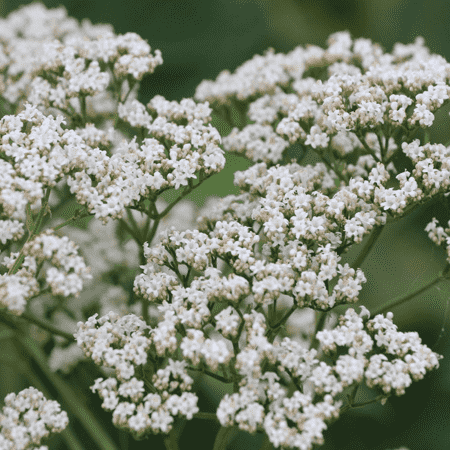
0, 3, 448, 450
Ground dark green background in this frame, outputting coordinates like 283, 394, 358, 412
2, 0, 450, 449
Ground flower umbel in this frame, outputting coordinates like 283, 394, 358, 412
0, 3, 447, 450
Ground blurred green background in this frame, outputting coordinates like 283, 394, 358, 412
2, 0, 450, 449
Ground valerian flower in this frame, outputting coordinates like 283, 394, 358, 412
0, 3, 447, 450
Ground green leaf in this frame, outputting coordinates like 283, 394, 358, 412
213, 426, 236, 450
0, 328, 14, 341
261, 434, 274, 450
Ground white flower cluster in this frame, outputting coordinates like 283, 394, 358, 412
142, 220, 259, 275
217, 377, 341, 449
0, 2, 162, 115
0, 5, 224, 227
28, 31, 162, 111
135, 266, 246, 369
120, 193, 443, 449
67, 95, 225, 224
0, 98, 223, 230
21, 229, 92, 296
1, 4, 447, 448
0, 2, 115, 105
196, 30, 450, 179
194, 162, 370, 310
0, 387, 68, 450
0, 267, 40, 316
315, 307, 442, 396
74, 311, 151, 379
424, 216, 450, 262
0, 104, 93, 227
147, 95, 213, 123
74, 311, 199, 438
1, 229, 91, 314
222, 123, 290, 165
44, 197, 209, 374
216, 313, 318, 443
213, 306, 441, 449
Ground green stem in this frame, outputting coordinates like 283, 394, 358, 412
309, 310, 328, 351
52, 210, 92, 232
163, 427, 180, 450
371, 272, 448, 317
9, 188, 52, 275
121, 80, 136, 103
119, 217, 143, 245
127, 209, 161, 325
20, 312, 75, 341
141, 201, 156, 242
266, 304, 297, 343
311, 147, 348, 184
193, 412, 219, 421
157, 175, 209, 219
350, 224, 384, 271
353, 131, 381, 162
143, 215, 160, 246
126, 207, 143, 240
347, 383, 359, 404
187, 366, 233, 384
339, 393, 388, 414
79, 95, 87, 126
384, 147, 400, 166
0, 311, 21, 333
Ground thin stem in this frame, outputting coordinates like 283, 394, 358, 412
20, 312, 75, 341
371, 268, 450, 317
121, 80, 136, 103
347, 383, 359, 404
79, 95, 87, 126
126, 208, 161, 324
266, 304, 297, 343
284, 367, 303, 392
376, 130, 386, 162
309, 310, 328, 351
163, 427, 180, 450
9, 188, 52, 275
52, 210, 92, 232
384, 148, 400, 166
118, 217, 143, 245
350, 224, 384, 271
339, 394, 388, 414
187, 366, 233, 384
353, 132, 381, 163
193, 412, 220, 421
126, 207, 143, 240
141, 201, 157, 242
268, 297, 278, 327
311, 147, 348, 184
143, 216, 161, 246
231, 341, 240, 392
157, 175, 209, 219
